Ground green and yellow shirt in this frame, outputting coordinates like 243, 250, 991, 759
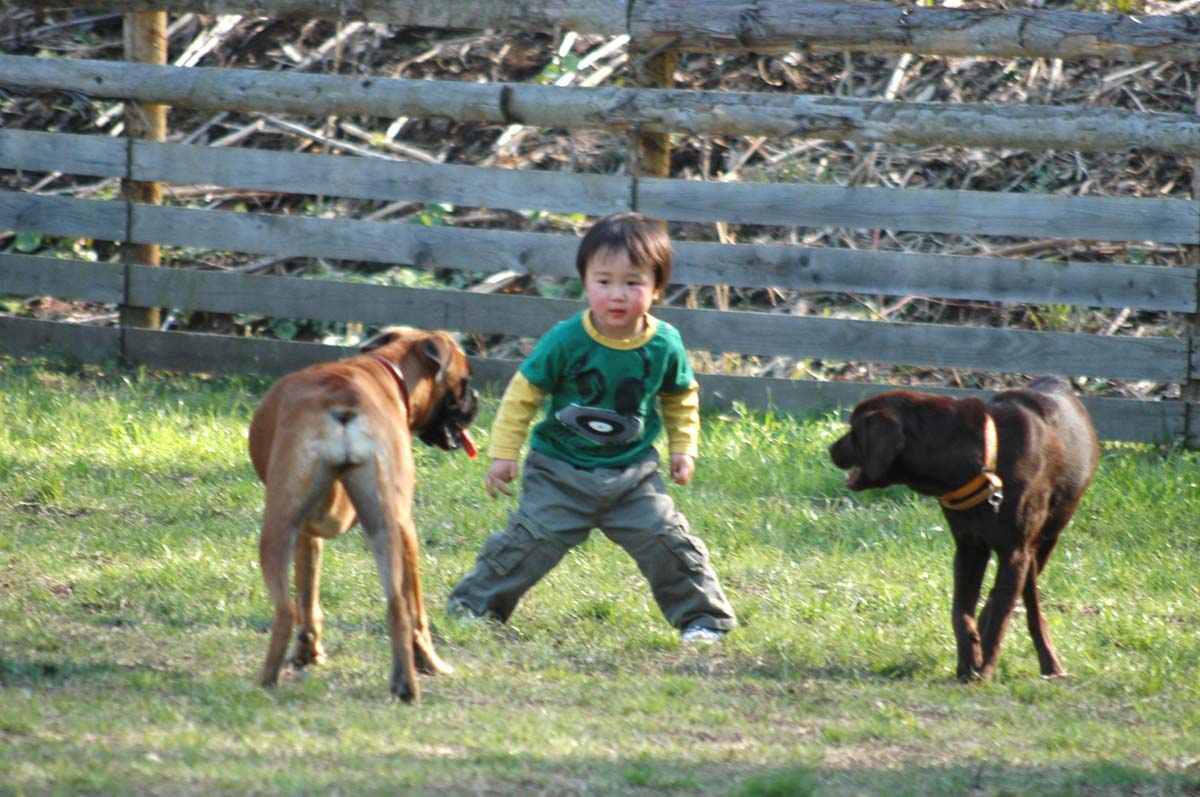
489, 309, 699, 469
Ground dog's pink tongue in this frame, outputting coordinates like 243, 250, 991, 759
846, 467, 863, 489
460, 427, 478, 458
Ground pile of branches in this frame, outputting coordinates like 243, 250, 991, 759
1, 3, 1195, 395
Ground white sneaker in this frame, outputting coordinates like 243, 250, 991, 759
681, 625, 724, 644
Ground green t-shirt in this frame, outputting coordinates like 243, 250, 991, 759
521, 310, 695, 469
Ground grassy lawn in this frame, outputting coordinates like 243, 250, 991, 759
1, 356, 1197, 796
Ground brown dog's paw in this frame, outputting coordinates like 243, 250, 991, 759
291, 631, 326, 669
957, 668, 988, 685
1039, 670, 1070, 681
415, 645, 454, 676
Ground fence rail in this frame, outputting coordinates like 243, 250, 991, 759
0, 315, 1186, 445
19, 0, 1200, 61
6, 55, 1200, 155
0, 253, 1189, 384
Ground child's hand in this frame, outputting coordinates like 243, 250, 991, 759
485, 458, 519, 498
669, 453, 695, 485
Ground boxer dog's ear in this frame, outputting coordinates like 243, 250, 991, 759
361, 329, 401, 353
421, 334, 458, 384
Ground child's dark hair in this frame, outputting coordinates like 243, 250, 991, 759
575, 212, 672, 292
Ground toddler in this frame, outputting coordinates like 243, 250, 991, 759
447, 212, 736, 642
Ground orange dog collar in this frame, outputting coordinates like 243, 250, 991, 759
939, 414, 1004, 512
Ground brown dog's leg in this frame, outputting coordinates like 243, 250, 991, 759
977, 548, 1031, 680
1022, 565, 1066, 677
369, 528, 418, 702
386, 578, 419, 703
950, 541, 990, 682
258, 512, 299, 688
399, 519, 452, 676
292, 532, 326, 668
342, 464, 419, 702
1026, 527, 1067, 677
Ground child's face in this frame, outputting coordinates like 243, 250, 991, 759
582, 247, 661, 340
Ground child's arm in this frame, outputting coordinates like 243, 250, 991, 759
485, 371, 546, 498
660, 382, 700, 485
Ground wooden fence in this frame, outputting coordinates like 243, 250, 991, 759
1, 1, 1199, 446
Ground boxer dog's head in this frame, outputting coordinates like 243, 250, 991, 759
362, 328, 479, 454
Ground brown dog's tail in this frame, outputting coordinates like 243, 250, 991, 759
329, 406, 358, 425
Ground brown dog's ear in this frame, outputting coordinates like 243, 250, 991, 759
361, 329, 401, 353
862, 409, 904, 482
421, 334, 457, 384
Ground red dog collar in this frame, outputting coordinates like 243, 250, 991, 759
369, 354, 411, 418
939, 413, 1004, 512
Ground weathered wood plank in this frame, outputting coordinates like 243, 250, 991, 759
129, 201, 582, 274
655, 306, 1188, 383
18, 0, 1200, 62
639, 177, 1199, 245
0, 129, 626, 214
20, 0, 626, 38
674, 241, 1197, 314
127, 266, 577, 339
0, 192, 128, 241
4, 55, 1200, 155
0, 53, 502, 124
697, 372, 1186, 445
634, 1, 1200, 62
130, 138, 631, 216
6, 130, 1195, 245
4, 193, 1193, 313
121, 265, 1188, 383
0, 129, 128, 178
123, 326, 355, 376
125, 325, 524, 386
1, 317, 1177, 444
511, 81, 1200, 157
0, 253, 126, 304
0, 316, 121, 364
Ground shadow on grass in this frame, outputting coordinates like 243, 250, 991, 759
0, 657, 127, 687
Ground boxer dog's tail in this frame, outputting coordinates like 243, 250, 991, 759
330, 406, 358, 425
320, 402, 372, 468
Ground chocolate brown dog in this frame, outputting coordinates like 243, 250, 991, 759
829, 376, 1098, 682
248, 327, 478, 702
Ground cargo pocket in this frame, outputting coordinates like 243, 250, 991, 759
480, 514, 542, 577
657, 515, 709, 574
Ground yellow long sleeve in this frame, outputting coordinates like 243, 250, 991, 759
488, 371, 547, 460
659, 382, 700, 458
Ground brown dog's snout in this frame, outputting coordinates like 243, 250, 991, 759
418, 383, 479, 451
461, 386, 480, 423
828, 435, 853, 470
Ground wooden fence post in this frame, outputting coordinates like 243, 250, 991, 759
627, 42, 677, 191
1186, 182, 1200, 449
120, 11, 167, 333
1187, 272, 1200, 448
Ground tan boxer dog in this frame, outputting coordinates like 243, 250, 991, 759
249, 327, 478, 702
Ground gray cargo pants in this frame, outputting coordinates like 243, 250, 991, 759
447, 449, 736, 632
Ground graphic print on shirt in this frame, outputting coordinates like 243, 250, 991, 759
554, 348, 650, 446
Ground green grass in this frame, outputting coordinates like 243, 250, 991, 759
1, 356, 1198, 796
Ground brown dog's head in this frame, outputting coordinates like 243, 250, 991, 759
362, 328, 479, 454
828, 394, 908, 491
